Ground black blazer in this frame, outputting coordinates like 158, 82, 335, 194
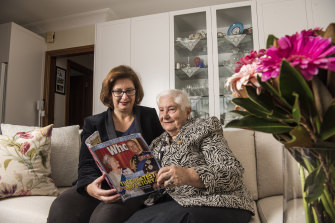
76, 105, 164, 193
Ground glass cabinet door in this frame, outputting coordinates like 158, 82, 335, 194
212, 3, 257, 124
171, 9, 213, 119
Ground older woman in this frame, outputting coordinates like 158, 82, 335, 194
126, 89, 254, 223
48, 65, 164, 223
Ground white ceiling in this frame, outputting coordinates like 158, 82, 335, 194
0, 0, 243, 26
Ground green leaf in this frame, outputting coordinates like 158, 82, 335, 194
270, 109, 295, 122
4, 159, 12, 170
311, 77, 333, 118
245, 85, 294, 122
257, 75, 292, 111
246, 85, 273, 111
230, 110, 250, 116
320, 102, 335, 141
225, 115, 293, 134
284, 125, 313, 148
266, 34, 278, 48
292, 92, 301, 123
304, 165, 325, 203
279, 60, 315, 116
232, 98, 270, 117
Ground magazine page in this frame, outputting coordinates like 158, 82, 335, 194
85, 131, 115, 189
85, 132, 161, 201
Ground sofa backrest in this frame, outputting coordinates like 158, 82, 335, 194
0, 124, 81, 187
254, 132, 283, 199
223, 128, 258, 201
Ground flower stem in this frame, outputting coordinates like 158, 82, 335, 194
300, 164, 312, 223
321, 190, 335, 222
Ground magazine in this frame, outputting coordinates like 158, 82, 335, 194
85, 132, 161, 201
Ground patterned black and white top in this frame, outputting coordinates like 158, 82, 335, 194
150, 117, 254, 214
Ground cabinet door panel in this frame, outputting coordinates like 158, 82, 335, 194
257, 0, 308, 48
170, 7, 214, 120
212, 2, 257, 124
131, 13, 170, 110
306, 0, 335, 29
94, 19, 131, 114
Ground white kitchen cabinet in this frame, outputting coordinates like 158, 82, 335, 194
256, 0, 308, 49
131, 13, 170, 110
94, 13, 170, 114
94, 19, 131, 114
169, 1, 258, 124
256, 0, 335, 50
94, 0, 332, 121
306, 0, 335, 29
0, 22, 45, 126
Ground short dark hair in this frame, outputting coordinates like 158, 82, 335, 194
100, 65, 144, 109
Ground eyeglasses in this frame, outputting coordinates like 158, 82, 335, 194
111, 89, 136, 97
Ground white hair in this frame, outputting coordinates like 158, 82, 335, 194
156, 89, 190, 111
103, 155, 112, 168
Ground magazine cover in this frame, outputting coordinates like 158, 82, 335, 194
85, 132, 161, 201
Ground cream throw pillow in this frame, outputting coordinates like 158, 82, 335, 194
0, 125, 59, 199
1, 124, 80, 187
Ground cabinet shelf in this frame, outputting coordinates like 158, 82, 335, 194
175, 39, 207, 54
175, 67, 208, 80
217, 34, 253, 53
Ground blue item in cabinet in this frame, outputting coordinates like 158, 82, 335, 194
227, 22, 244, 35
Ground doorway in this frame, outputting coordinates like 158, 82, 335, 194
43, 45, 94, 127
67, 60, 93, 128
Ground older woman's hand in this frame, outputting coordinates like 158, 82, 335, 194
86, 173, 121, 203
156, 165, 205, 188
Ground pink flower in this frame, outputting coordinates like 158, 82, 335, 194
226, 50, 265, 96
16, 131, 33, 139
235, 49, 266, 73
226, 62, 261, 96
258, 28, 335, 81
19, 142, 31, 154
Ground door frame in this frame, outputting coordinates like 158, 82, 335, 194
43, 45, 94, 126
66, 60, 93, 126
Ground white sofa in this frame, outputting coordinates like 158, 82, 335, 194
0, 125, 296, 223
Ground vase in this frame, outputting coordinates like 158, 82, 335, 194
283, 147, 335, 223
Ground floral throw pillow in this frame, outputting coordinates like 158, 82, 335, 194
0, 124, 59, 199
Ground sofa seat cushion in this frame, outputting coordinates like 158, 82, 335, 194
257, 195, 283, 223
257, 195, 305, 223
0, 196, 57, 223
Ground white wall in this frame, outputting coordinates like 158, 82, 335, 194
46, 25, 95, 51
4, 23, 45, 126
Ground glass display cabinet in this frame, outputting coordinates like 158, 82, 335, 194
170, 2, 258, 124
212, 3, 258, 124
170, 8, 214, 120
